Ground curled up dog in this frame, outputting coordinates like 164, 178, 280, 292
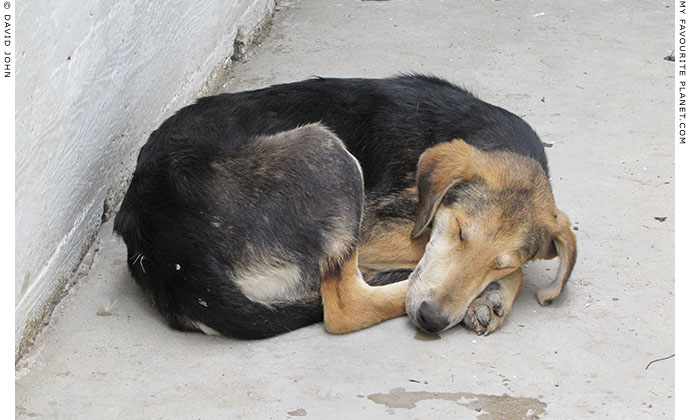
114, 75, 577, 338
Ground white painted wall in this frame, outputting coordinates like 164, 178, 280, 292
15, 0, 274, 357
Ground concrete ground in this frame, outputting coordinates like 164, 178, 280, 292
16, 1, 674, 419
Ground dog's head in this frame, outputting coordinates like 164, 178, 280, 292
406, 139, 577, 334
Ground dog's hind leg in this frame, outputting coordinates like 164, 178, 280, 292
358, 224, 427, 272
321, 250, 409, 334
358, 188, 429, 273
461, 269, 524, 336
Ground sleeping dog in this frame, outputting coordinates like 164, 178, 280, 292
114, 75, 577, 338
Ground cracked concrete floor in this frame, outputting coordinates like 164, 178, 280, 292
16, 1, 674, 418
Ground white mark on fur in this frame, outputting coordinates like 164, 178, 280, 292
175, 264, 181, 271
180, 316, 220, 336
198, 298, 208, 307
233, 257, 313, 304
406, 209, 456, 317
191, 320, 220, 336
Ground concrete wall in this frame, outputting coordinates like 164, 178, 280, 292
15, 0, 274, 358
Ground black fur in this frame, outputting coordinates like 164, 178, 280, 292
115, 124, 363, 339
114, 74, 547, 338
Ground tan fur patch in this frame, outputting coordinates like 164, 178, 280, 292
412, 139, 481, 238
359, 223, 428, 272
535, 209, 577, 305
321, 251, 408, 334
233, 255, 312, 304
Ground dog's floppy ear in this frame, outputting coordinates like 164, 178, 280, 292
534, 208, 577, 306
411, 139, 478, 239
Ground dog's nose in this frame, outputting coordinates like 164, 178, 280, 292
416, 301, 449, 334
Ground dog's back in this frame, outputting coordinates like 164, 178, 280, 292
162, 75, 548, 191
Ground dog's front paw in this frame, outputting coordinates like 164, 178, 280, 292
461, 286, 505, 336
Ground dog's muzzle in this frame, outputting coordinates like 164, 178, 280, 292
413, 300, 449, 334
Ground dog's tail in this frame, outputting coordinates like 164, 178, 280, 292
115, 203, 324, 339
171, 294, 325, 340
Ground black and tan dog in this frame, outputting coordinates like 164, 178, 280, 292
114, 75, 576, 338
